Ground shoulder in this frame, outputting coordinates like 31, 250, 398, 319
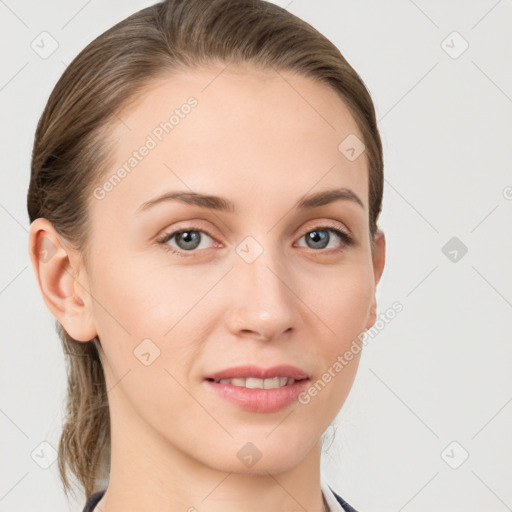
82, 489, 106, 512
331, 488, 360, 512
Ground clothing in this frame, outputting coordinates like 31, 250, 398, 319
321, 475, 359, 512
82, 481, 359, 512
82, 490, 104, 512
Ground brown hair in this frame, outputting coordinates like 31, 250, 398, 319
27, 0, 383, 501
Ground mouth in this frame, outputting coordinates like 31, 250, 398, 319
205, 376, 308, 389
204, 364, 310, 383
203, 365, 311, 413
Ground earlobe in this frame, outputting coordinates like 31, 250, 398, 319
365, 300, 377, 331
28, 218, 97, 342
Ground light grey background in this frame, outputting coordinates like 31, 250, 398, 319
1, 1, 511, 511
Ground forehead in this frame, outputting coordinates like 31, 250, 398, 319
112, 64, 364, 144
94, 65, 369, 216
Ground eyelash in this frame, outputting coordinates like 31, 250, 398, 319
156, 224, 354, 257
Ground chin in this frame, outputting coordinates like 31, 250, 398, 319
202, 432, 317, 475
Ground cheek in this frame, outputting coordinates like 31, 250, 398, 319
89, 256, 202, 407
90, 268, 163, 338
305, 263, 374, 338
90, 250, 196, 335
88, 250, 222, 381
294, 266, 372, 424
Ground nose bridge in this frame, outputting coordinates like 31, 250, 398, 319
227, 235, 297, 338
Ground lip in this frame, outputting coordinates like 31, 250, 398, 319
204, 364, 310, 381
203, 364, 311, 413
204, 378, 310, 413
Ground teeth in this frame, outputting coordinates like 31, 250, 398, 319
217, 377, 296, 388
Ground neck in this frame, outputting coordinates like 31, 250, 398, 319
96, 413, 327, 512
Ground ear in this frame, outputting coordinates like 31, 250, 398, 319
28, 218, 97, 342
365, 229, 386, 330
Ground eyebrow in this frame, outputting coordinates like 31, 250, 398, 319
136, 187, 364, 214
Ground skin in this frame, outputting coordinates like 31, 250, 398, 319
29, 65, 385, 512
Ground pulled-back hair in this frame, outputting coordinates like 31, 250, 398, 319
27, 0, 383, 501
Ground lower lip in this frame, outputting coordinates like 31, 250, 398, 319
204, 378, 310, 413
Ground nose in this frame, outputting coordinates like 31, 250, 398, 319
224, 243, 299, 341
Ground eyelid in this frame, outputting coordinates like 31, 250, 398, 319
299, 219, 352, 239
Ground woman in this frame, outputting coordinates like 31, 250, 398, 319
27, 0, 385, 510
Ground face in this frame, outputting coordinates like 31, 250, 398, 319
75, 65, 384, 475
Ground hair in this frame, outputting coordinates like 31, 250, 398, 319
27, 0, 383, 501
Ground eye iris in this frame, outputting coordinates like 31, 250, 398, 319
176, 231, 201, 250
307, 230, 329, 249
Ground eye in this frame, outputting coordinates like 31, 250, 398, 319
157, 227, 216, 256
157, 224, 354, 257
296, 226, 353, 252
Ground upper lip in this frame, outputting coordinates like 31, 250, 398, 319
205, 364, 310, 382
